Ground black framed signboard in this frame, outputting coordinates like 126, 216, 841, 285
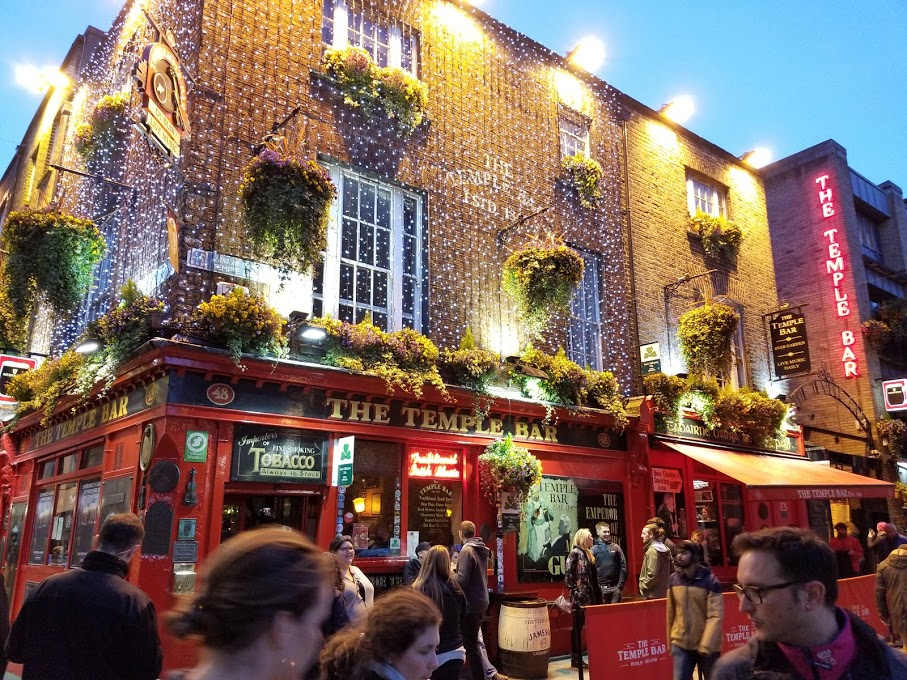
769, 310, 811, 378
232, 425, 328, 484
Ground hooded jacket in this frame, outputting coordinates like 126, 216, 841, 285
456, 537, 490, 614
876, 546, 907, 638
639, 539, 672, 599
666, 564, 724, 654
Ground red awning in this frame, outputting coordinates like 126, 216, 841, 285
662, 441, 894, 501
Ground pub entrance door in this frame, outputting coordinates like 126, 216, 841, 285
220, 492, 321, 544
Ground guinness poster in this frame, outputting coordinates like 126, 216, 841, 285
232, 425, 327, 484
769, 310, 811, 378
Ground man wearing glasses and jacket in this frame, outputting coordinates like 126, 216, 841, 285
713, 527, 907, 680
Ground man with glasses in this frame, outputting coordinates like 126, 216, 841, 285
713, 527, 907, 679
592, 521, 627, 603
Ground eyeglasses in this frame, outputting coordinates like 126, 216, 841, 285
733, 580, 804, 605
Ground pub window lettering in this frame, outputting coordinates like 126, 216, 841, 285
322, 0, 420, 77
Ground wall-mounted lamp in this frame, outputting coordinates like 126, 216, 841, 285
658, 96, 694, 125
74, 336, 102, 354
773, 393, 788, 403
739, 148, 772, 169
353, 496, 366, 514
566, 36, 606, 73
505, 356, 549, 380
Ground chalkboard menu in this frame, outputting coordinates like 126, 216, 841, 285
232, 425, 327, 484
29, 488, 54, 565
408, 480, 455, 546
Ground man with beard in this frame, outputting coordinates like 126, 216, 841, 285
639, 522, 672, 599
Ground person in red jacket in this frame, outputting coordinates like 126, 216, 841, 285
829, 522, 864, 577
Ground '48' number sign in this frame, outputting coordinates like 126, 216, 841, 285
206, 383, 235, 406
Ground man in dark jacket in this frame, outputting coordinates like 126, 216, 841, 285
869, 522, 907, 566
403, 541, 431, 585
592, 521, 627, 603
713, 527, 907, 680
6, 513, 162, 680
876, 545, 907, 646
457, 520, 490, 680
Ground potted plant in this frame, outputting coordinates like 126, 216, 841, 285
677, 302, 739, 376
322, 46, 428, 136
877, 418, 907, 458
562, 153, 603, 209
502, 240, 585, 338
5, 350, 86, 425
478, 433, 543, 505
713, 388, 788, 444
190, 287, 287, 365
689, 211, 743, 261
239, 149, 336, 278
440, 328, 499, 418
73, 92, 131, 167
643, 372, 687, 417
1, 208, 106, 318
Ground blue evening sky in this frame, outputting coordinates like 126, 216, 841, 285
1, 1, 905, 188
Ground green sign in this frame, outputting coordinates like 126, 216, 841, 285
333, 436, 355, 486
184, 430, 209, 462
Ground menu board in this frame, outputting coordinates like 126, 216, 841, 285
72, 479, 101, 565
408, 481, 455, 546
29, 488, 55, 565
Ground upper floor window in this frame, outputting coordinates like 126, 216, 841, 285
858, 211, 882, 262
558, 107, 590, 160
323, 0, 419, 76
567, 248, 603, 370
313, 166, 425, 332
686, 174, 726, 217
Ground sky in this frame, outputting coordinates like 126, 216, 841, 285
0, 1, 905, 188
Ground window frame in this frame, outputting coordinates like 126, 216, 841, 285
323, 0, 420, 77
686, 173, 727, 218
558, 106, 590, 161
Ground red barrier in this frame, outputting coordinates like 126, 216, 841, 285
585, 576, 882, 679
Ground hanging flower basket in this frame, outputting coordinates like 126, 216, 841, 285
562, 154, 603, 209
190, 287, 287, 365
239, 150, 337, 277
73, 92, 131, 167
689, 211, 743, 261
322, 46, 428, 136
878, 419, 907, 459
677, 303, 739, 376
862, 319, 893, 350
502, 244, 585, 338
478, 434, 543, 505
1, 208, 106, 318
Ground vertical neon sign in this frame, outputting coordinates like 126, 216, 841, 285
816, 174, 858, 378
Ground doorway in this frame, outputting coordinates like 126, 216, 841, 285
221, 493, 321, 544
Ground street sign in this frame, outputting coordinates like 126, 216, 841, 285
883, 378, 907, 412
0, 355, 37, 404
332, 436, 355, 486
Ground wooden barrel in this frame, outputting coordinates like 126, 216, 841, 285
497, 598, 551, 679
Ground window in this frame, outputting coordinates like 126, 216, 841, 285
717, 305, 748, 390
322, 0, 419, 76
338, 440, 402, 557
314, 167, 425, 332
568, 248, 603, 370
558, 108, 590, 160
694, 480, 743, 566
858, 211, 882, 261
686, 173, 726, 217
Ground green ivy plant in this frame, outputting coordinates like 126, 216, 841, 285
1, 208, 106, 319
689, 211, 743, 261
73, 92, 131, 167
0, 288, 27, 352
877, 418, 907, 459
643, 373, 687, 416
713, 388, 788, 444
440, 328, 499, 419
478, 434, 543, 505
562, 153, 603, 209
322, 46, 428, 136
502, 243, 585, 338
677, 303, 739, 376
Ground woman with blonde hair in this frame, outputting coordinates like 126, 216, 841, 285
321, 588, 442, 680
165, 526, 333, 680
565, 527, 603, 669
412, 546, 466, 680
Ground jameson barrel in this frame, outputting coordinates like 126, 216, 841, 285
498, 598, 551, 679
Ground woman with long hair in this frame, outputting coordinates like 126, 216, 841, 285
165, 527, 333, 680
329, 534, 375, 622
321, 588, 442, 680
565, 527, 603, 669
412, 546, 466, 680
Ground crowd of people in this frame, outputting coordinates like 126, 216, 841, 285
2, 511, 907, 680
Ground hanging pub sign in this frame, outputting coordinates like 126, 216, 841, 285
769, 309, 811, 378
134, 32, 190, 159
231, 425, 327, 484
883, 378, 907, 412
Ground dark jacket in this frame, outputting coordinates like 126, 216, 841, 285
6, 551, 162, 680
436, 579, 467, 653
877, 546, 907, 639
0, 573, 9, 677
456, 537, 490, 614
565, 546, 603, 608
712, 609, 907, 680
591, 539, 627, 590
403, 557, 422, 585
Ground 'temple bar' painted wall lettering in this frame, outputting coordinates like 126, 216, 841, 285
816, 174, 858, 378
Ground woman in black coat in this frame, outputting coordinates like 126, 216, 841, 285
413, 546, 467, 680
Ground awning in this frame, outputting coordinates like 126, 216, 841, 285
662, 441, 894, 502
